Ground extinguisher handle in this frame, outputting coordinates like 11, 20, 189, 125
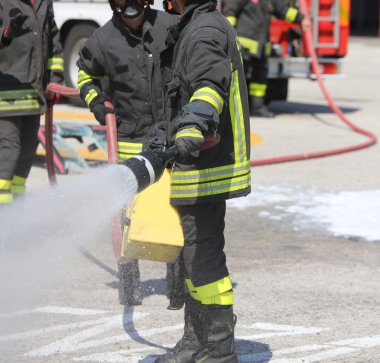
203, 131, 220, 150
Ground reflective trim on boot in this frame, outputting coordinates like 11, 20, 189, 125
118, 260, 142, 306
155, 296, 202, 363
193, 305, 239, 363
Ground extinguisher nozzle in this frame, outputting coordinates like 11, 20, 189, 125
121, 147, 177, 193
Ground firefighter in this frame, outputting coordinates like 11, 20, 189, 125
222, 0, 308, 117
0, 0, 63, 205
76, 0, 184, 308
155, 0, 251, 361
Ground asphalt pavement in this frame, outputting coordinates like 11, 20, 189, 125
1, 36, 379, 363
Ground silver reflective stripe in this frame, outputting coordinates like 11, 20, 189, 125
131, 155, 155, 185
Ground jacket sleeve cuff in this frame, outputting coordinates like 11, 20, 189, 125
176, 100, 220, 132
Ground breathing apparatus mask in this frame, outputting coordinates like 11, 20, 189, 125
109, 0, 153, 18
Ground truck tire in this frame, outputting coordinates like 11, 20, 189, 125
265, 78, 288, 104
63, 23, 98, 106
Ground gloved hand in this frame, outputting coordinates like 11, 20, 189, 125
175, 126, 204, 163
49, 71, 64, 85
90, 96, 114, 126
2, 14, 30, 42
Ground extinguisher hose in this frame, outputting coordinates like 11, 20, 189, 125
250, 0, 377, 167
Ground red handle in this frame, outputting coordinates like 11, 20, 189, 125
104, 101, 118, 165
203, 131, 220, 149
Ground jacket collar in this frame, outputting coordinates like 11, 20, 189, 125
181, 0, 216, 22
165, 1, 215, 46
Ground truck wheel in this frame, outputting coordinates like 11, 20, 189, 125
265, 78, 289, 104
63, 23, 98, 106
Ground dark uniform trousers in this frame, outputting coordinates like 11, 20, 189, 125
0, 116, 40, 180
244, 46, 269, 98
178, 201, 229, 287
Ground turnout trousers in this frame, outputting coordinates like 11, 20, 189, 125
178, 200, 229, 288
0, 115, 40, 204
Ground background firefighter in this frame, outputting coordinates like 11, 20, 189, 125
76, 0, 185, 308
222, 0, 309, 117
155, 0, 251, 362
0, 0, 63, 205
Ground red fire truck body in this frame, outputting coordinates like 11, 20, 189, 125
266, 0, 350, 101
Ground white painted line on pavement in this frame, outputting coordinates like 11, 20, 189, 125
0, 316, 119, 342
237, 324, 327, 340
240, 335, 380, 362
247, 323, 325, 332
239, 344, 328, 363
0, 306, 109, 320
329, 335, 380, 348
73, 346, 171, 362
26, 313, 147, 357
270, 347, 358, 362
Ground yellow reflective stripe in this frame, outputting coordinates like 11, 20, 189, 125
0, 179, 11, 189
186, 279, 201, 301
11, 175, 26, 195
12, 175, 26, 186
196, 276, 233, 299
190, 87, 224, 114
226, 16, 237, 27
285, 7, 298, 22
172, 160, 250, 184
230, 69, 247, 162
118, 141, 143, 151
238, 36, 259, 55
266, 41, 272, 56
202, 290, 234, 305
77, 70, 101, 88
176, 127, 203, 140
117, 142, 143, 162
0, 99, 40, 111
0, 193, 13, 204
11, 184, 25, 194
48, 57, 64, 72
0, 89, 38, 100
85, 89, 98, 106
171, 173, 251, 198
249, 83, 267, 97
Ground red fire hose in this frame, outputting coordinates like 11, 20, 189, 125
250, 0, 377, 167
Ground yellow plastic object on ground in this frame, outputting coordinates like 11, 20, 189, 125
121, 169, 184, 263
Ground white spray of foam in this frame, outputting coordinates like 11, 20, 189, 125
228, 186, 380, 242
0, 165, 138, 320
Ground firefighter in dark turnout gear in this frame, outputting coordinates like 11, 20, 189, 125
222, 0, 306, 117
0, 0, 63, 205
76, 0, 183, 308
155, 0, 251, 361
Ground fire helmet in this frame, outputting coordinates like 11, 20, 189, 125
109, 0, 154, 18
163, 0, 215, 15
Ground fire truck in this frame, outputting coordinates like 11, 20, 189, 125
53, 0, 350, 102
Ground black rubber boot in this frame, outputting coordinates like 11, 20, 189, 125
166, 256, 185, 310
251, 96, 274, 118
155, 296, 202, 363
192, 305, 239, 363
118, 260, 142, 306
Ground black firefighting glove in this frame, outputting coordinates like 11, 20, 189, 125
2, 14, 30, 43
175, 126, 204, 164
90, 95, 113, 126
49, 71, 64, 85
